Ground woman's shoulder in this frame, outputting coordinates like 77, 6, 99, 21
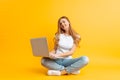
54, 33, 61, 39
54, 33, 63, 37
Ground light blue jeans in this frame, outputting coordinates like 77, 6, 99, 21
41, 56, 89, 74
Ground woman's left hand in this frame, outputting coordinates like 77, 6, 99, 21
54, 54, 64, 58
49, 53, 61, 59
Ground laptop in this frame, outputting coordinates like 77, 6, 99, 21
30, 37, 49, 57
30, 37, 63, 58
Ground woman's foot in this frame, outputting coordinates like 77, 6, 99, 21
60, 69, 68, 75
47, 70, 61, 76
47, 70, 80, 76
71, 70, 80, 74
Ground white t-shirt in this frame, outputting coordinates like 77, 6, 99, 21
55, 34, 74, 59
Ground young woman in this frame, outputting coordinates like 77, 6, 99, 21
41, 16, 89, 76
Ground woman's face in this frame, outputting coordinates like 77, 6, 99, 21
60, 18, 70, 32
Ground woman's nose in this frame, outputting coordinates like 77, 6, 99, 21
62, 23, 65, 26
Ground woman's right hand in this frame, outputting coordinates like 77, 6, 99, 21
49, 53, 56, 59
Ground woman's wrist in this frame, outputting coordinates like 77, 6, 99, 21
56, 54, 62, 57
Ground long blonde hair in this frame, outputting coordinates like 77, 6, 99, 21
54, 16, 81, 50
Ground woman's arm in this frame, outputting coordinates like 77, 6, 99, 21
49, 49, 57, 59
49, 49, 55, 54
56, 44, 77, 57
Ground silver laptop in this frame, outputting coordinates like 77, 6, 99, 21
30, 37, 49, 57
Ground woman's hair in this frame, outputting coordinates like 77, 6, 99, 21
54, 16, 81, 50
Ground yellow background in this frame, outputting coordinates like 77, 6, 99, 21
0, 0, 120, 80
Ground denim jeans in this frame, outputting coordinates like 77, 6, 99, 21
41, 56, 89, 73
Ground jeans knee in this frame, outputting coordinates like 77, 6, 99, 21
41, 58, 46, 66
81, 56, 89, 64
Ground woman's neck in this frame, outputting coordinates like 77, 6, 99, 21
64, 32, 70, 36
65, 30, 69, 34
